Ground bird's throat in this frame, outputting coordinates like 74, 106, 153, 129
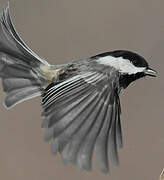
119, 72, 145, 88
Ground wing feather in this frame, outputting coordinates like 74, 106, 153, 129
95, 104, 113, 173
76, 85, 109, 170
108, 97, 119, 166
46, 88, 98, 141
52, 91, 100, 155
41, 70, 122, 173
43, 83, 96, 129
116, 98, 123, 148
61, 92, 103, 164
94, 90, 113, 173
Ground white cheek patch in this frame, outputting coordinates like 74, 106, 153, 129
96, 56, 146, 75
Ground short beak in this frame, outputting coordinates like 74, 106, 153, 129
145, 68, 157, 77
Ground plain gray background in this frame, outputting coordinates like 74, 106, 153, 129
0, 0, 164, 180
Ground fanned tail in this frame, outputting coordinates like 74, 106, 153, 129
0, 5, 50, 108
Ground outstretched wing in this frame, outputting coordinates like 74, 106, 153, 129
41, 70, 123, 173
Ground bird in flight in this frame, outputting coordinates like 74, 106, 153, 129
0, 5, 157, 173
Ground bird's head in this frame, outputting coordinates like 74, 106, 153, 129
92, 50, 157, 88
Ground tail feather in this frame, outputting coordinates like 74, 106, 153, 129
2, 78, 40, 93
0, 5, 50, 108
0, 4, 49, 67
0, 56, 36, 79
4, 86, 41, 108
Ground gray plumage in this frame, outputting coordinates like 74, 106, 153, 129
0, 4, 156, 174
41, 68, 121, 172
0, 5, 122, 172
0, 6, 49, 108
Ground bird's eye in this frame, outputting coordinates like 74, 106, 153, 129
132, 59, 139, 66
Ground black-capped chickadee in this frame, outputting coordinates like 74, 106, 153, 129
0, 6, 157, 173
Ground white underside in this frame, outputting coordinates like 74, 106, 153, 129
96, 56, 146, 75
